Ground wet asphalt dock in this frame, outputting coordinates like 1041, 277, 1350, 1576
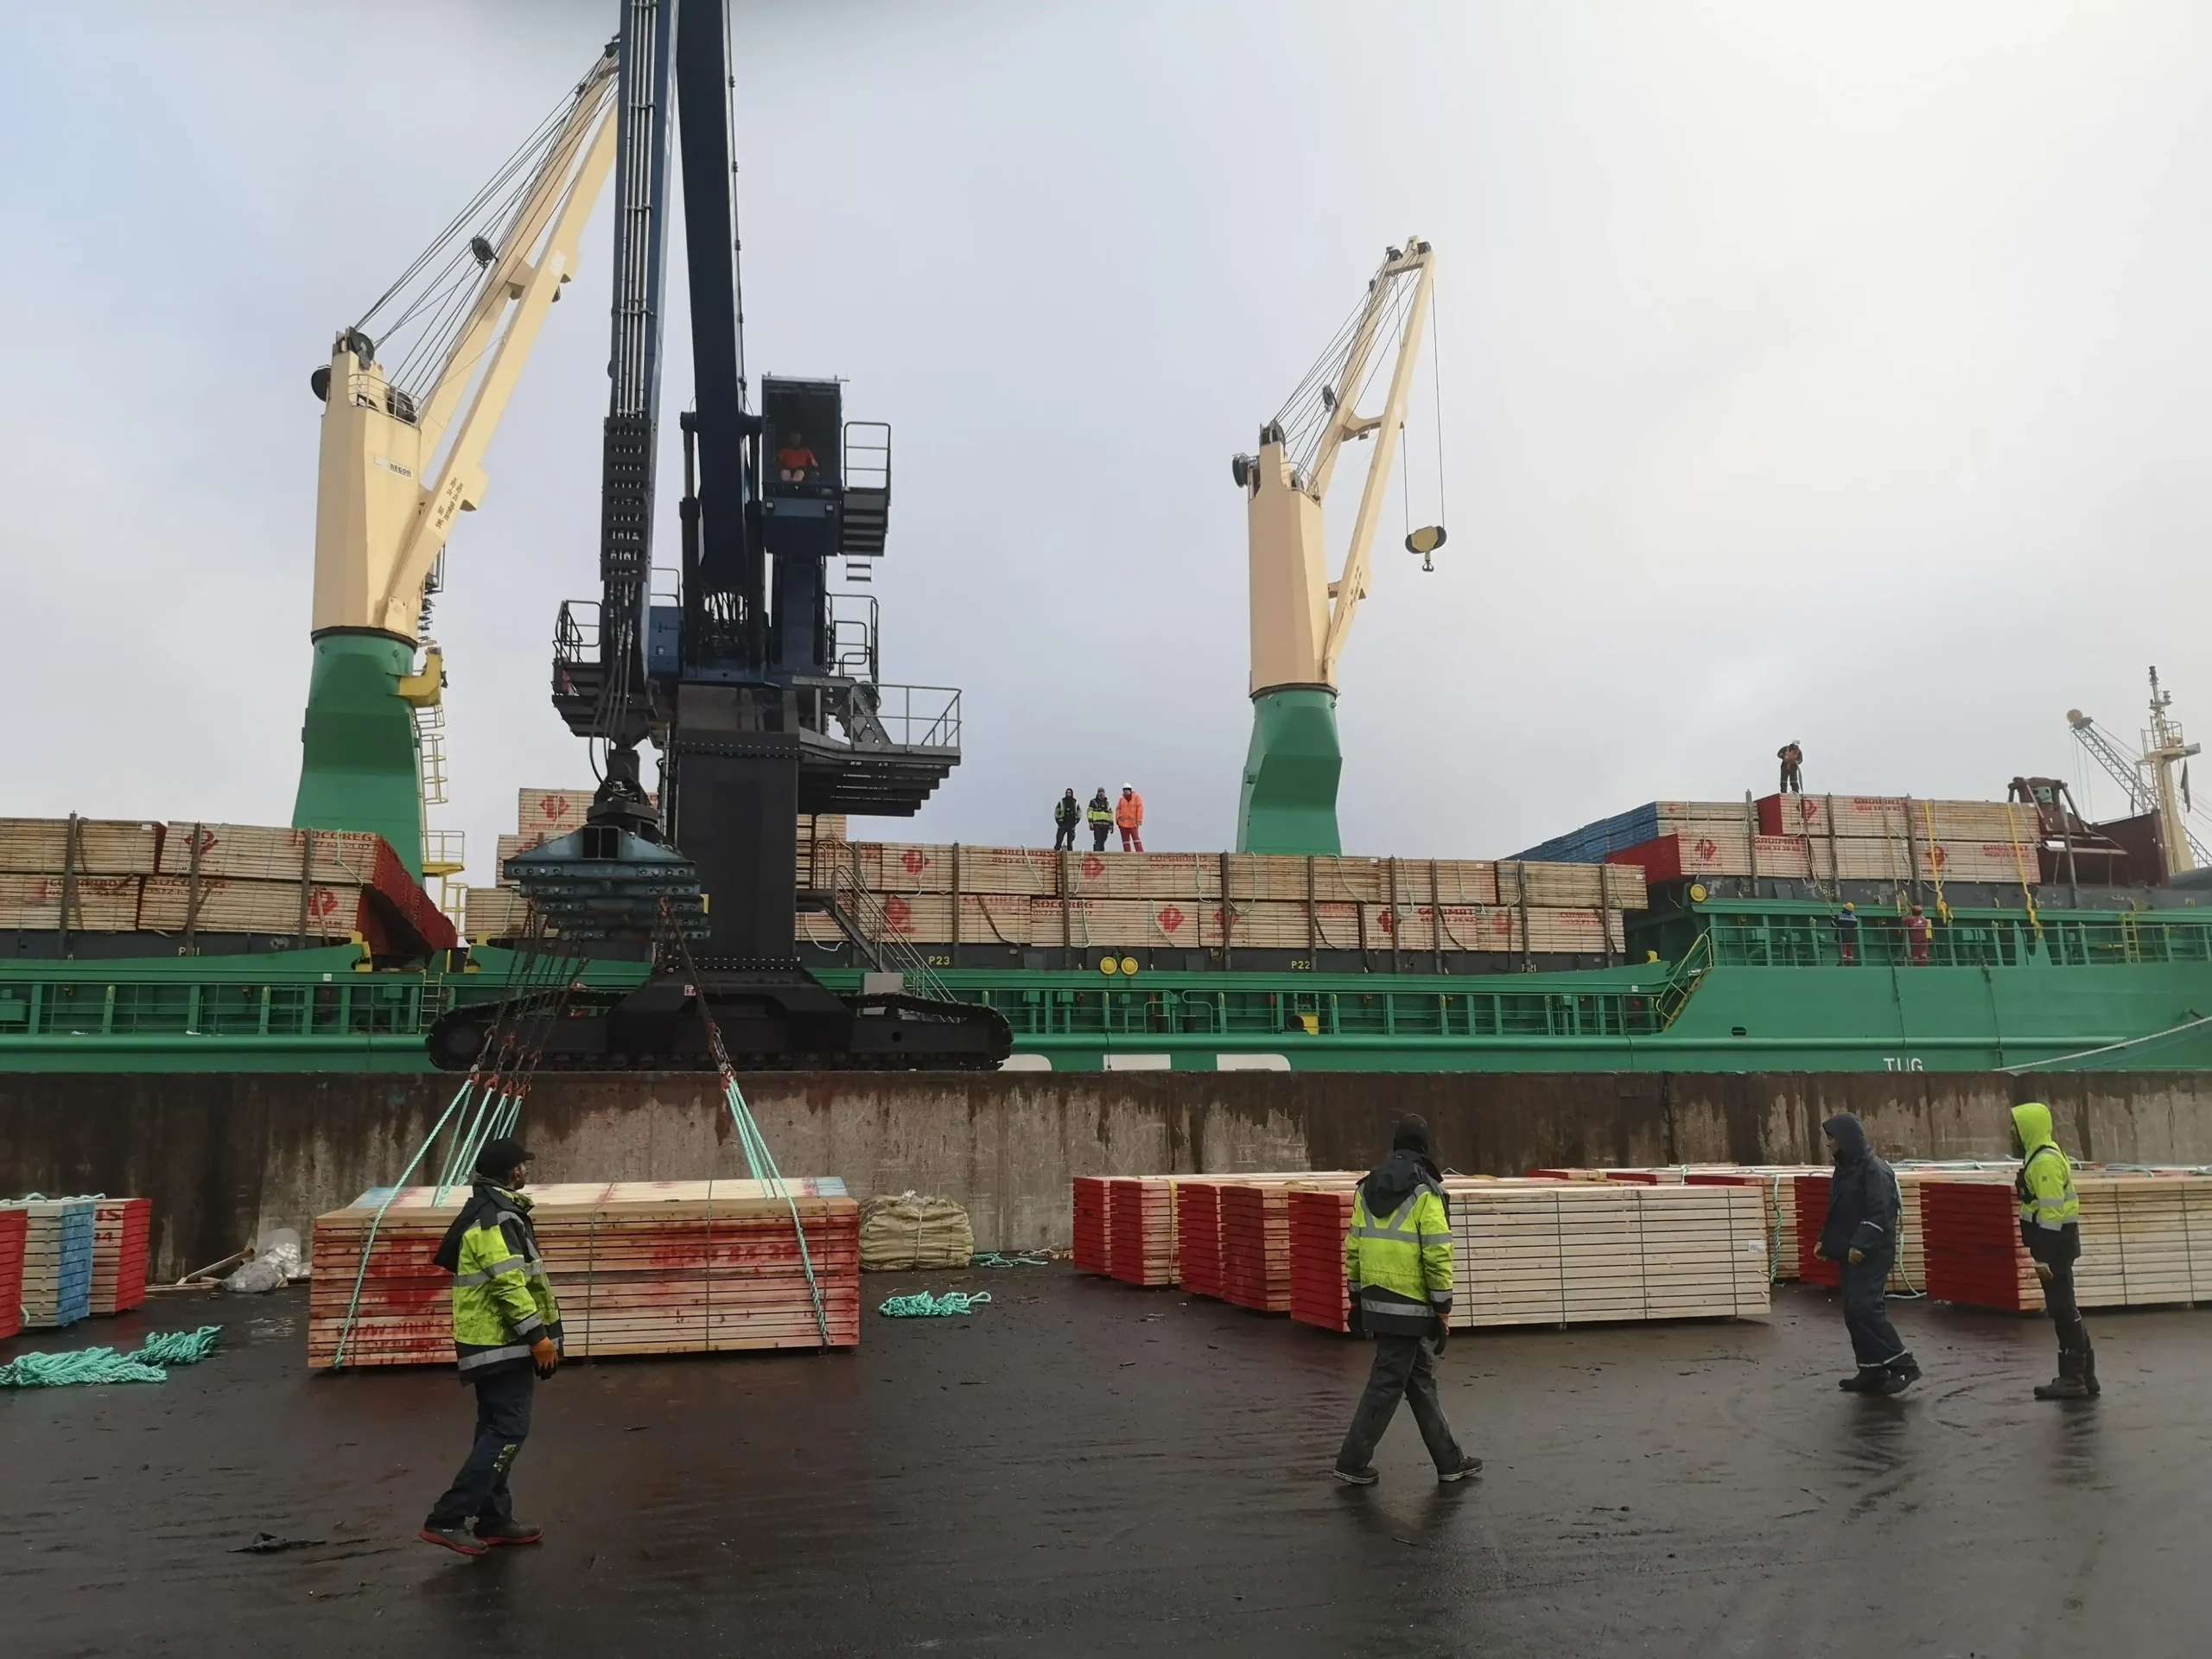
4, 1266, 2209, 1657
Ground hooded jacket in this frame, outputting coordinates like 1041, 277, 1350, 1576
434, 1180, 563, 1376
1817, 1114, 1900, 1262
1054, 793, 1080, 828
2012, 1102, 2082, 1265
1342, 1148, 1454, 1337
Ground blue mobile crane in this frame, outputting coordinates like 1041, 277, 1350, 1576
429, 0, 1007, 1070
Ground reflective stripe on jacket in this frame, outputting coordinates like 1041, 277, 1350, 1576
1342, 1179, 1453, 1335
447, 1185, 563, 1375
1087, 799, 1113, 825
2012, 1102, 2081, 1233
1055, 797, 1080, 826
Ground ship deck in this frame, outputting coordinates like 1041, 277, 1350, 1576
6, 1268, 2209, 1656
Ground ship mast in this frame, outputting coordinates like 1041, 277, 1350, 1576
2141, 666, 2201, 877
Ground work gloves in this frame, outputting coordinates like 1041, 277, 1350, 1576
1427, 1319, 1449, 1358
531, 1337, 560, 1379
1847, 1249, 1865, 1265
1345, 1299, 1364, 1338
2034, 1261, 2056, 1286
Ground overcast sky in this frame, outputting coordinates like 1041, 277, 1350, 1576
5, 1, 2209, 880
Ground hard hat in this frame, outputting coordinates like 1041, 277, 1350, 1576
1122, 782, 1133, 791
1843, 902, 1856, 912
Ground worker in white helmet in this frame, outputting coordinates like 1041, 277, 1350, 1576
1115, 784, 1145, 853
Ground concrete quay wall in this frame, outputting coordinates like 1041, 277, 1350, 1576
3, 1071, 2209, 1280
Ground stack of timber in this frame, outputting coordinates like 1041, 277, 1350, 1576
307, 1180, 859, 1369
1519, 794, 2046, 891
1169, 1174, 1359, 1308
474, 817, 1646, 957
1448, 1181, 1770, 1325
1684, 1168, 1821, 1280
1921, 1173, 2212, 1312
1566, 795, 2044, 887
1288, 1185, 1360, 1331
1919, 1179, 2041, 1311
800, 842, 1643, 956
1220, 1183, 1296, 1313
1173, 1181, 1224, 1296
4, 1197, 95, 1330
1793, 1171, 1932, 1293
89, 1197, 153, 1316
1072, 1177, 1113, 1274
0, 817, 454, 952
1108, 1178, 1182, 1287
0, 1206, 25, 1341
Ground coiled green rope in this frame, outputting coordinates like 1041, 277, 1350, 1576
0, 1325, 223, 1388
970, 1251, 1050, 1268
877, 1289, 991, 1319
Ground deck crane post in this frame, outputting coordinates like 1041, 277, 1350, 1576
2069, 669, 2209, 875
292, 44, 622, 879
1231, 238, 1440, 855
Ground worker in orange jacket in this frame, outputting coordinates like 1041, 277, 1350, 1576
1115, 785, 1144, 852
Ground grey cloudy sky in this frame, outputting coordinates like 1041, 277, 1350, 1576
5, 1, 2209, 881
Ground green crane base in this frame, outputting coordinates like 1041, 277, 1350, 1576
1236, 686, 1344, 855
292, 632, 425, 881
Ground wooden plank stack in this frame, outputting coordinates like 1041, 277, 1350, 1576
308, 1180, 859, 1369
4, 1198, 95, 1329
1071, 1177, 1112, 1274
0, 1207, 25, 1341
1107, 1178, 1181, 1287
0, 817, 454, 951
1793, 1172, 1931, 1293
1685, 1169, 1821, 1280
1921, 1173, 2212, 1312
1449, 1182, 1770, 1326
1920, 1179, 2041, 1311
89, 1197, 153, 1316
1288, 1185, 1357, 1331
1220, 1183, 1295, 1312
1173, 1182, 1224, 1296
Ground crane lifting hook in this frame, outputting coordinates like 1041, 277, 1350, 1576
1405, 524, 1446, 571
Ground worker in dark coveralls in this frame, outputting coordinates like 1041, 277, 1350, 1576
2012, 1102, 2097, 1399
1332, 1115, 1482, 1484
419, 1138, 563, 1555
1813, 1114, 1921, 1394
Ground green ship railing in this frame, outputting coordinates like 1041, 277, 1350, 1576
1700, 910, 2212, 969
961, 981, 1669, 1041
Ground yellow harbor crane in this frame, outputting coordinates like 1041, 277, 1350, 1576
291, 44, 620, 890
1230, 237, 1443, 854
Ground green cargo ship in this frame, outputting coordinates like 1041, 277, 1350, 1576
8, 890, 2208, 1074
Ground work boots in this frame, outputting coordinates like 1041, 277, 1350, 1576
2034, 1348, 2091, 1401
1838, 1368, 1885, 1393
2081, 1333, 2101, 1396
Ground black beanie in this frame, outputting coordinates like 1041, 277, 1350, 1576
474, 1137, 532, 1181
1391, 1114, 1431, 1156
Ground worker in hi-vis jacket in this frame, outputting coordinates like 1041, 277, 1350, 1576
1332, 1115, 1482, 1485
2012, 1103, 2096, 1399
419, 1138, 563, 1555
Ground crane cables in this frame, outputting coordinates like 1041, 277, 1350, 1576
326, 916, 591, 1370
351, 47, 619, 406
1268, 262, 1422, 486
